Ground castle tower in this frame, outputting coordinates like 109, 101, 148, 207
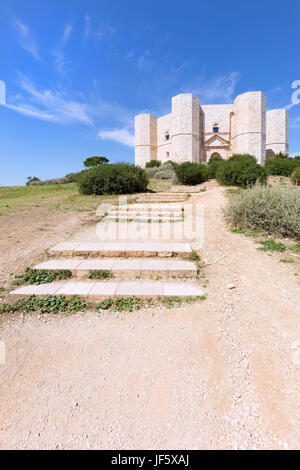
232, 91, 266, 164
266, 109, 289, 158
134, 114, 157, 167
171, 94, 200, 163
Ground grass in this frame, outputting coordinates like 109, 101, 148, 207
188, 250, 200, 261
291, 241, 300, 252
87, 270, 115, 280
147, 178, 173, 193
13, 268, 72, 286
257, 239, 286, 252
279, 258, 295, 264
0, 183, 128, 213
230, 227, 246, 234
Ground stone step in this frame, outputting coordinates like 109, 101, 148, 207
10, 280, 204, 301
113, 204, 184, 211
109, 210, 183, 216
34, 258, 197, 278
108, 210, 183, 216
49, 242, 192, 258
105, 215, 183, 222
136, 194, 187, 202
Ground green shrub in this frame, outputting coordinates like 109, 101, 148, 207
207, 156, 225, 179
175, 162, 208, 185
146, 162, 176, 180
145, 167, 159, 178
216, 154, 267, 188
224, 183, 300, 238
145, 160, 161, 168
65, 172, 83, 183
78, 163, 148, 195
291, 167, 300, 186
264, 153, 300, 177
154, 168, 174, 179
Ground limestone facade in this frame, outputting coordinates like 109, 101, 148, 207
135, 91, 289, 166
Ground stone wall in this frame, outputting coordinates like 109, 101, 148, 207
266, 109, 289, 157
134, 91, 288, 167
232, 91, 266, 165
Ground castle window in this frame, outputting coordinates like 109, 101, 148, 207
165, 131, 170, 141
213, 125, 219, 133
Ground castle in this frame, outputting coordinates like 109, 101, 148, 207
134, 91, 289, 166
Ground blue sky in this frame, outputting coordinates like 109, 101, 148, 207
1, 0, 300, 186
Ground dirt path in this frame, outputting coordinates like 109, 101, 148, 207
0, 185, 299, 449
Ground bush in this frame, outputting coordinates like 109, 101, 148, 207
65, 172, 83, 183
145, 160, 161, 168
78, 163, 148, 195
154, 168, 174, 179
264, 153, 300, 177
145, 162, 176, 180
216, 154, 267, 188
175, 162, 208, 185
29, 177, 71, 186
207, 156, 225, 179
291, 167, 300, 186
224, 183, 300, 238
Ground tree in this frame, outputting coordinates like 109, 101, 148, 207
26, 176, 40, 186
83, 156, 109, 168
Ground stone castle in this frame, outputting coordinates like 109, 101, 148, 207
134, 91, 289, 166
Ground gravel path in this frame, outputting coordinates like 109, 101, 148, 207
0, 185, 299, 449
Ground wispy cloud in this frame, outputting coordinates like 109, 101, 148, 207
3, 75, 92, 124
1, 75, 134, 129
84, 13, 115, 40
53, 22, 73, 76
98, 128, 134, 147
183, 72, 241, 104
7, 14, 40, 60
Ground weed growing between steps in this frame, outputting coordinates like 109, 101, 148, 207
13, 268, 72, 286
97, 295, 207, 312
0, 295, 86, 314
87, 270, 115, 280
0, 294, 207, 315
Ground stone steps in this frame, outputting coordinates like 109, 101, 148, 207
49, 241, 192, 258
136, 193, 188, 203
34, 258, 197, 278
10, 280, 204, 301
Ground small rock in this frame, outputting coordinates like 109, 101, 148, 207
227, 283, 236, 289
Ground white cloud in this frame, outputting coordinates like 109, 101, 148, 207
183, 72, 241, 104
1, 75, 134, 129
84, 13, 114, 40
98, 128, 134, 147
7, 15, 40, 60
84, 13, 91, 38
3, 76, 92, 125
53, 23, 73, 76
